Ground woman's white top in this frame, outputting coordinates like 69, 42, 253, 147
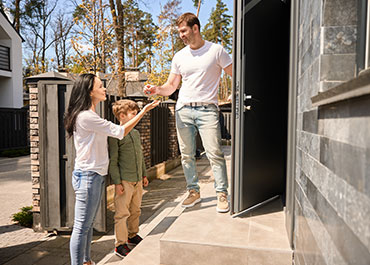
73, 109, 125, 175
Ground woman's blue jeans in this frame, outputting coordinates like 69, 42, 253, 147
176, 105, 229, 194
70, 170, 105, 265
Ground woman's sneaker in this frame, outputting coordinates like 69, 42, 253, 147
127, 234, 143, 247
114, 244, 131, 258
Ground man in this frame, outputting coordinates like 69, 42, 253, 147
144, 12, 232, 213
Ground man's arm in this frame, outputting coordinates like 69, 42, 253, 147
144, 73, 181, 96
224, 63, 233, 77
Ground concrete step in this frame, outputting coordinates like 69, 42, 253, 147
97, 189, 188, 265
159, 182, 293, 265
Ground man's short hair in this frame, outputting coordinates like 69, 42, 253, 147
176, 12, 201, 30
112, 99, 139, 119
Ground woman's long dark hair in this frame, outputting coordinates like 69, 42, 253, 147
64, 73, 96, 137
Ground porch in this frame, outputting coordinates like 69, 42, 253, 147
99, 146, 292, 265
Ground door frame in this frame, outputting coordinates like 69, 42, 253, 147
285, 0, 300, 248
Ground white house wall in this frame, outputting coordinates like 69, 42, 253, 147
0, 12, 23, 108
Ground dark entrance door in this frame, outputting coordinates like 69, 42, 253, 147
231, 0, 291, 214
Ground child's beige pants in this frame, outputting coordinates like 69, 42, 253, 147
114, 180, 143, 247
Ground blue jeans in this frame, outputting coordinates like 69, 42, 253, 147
176, 104, 228, 194
70, 170, 105, 265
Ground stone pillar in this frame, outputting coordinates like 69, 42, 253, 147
28, 82, 42, 231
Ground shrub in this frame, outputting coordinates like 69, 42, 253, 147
12, 206, 33, 228
0, 148, 30, 157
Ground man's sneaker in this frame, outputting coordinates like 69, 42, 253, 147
114, 244, 131, 258
127, 234, 143, 247
182, 190, 201, 208
216, 192, 229, 213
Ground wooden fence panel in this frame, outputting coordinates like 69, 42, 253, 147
0, 108, 28, 151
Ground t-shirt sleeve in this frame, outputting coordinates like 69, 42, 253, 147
170, 54, 181, 75
79, 112, 125, 140
218, 45, 232, 69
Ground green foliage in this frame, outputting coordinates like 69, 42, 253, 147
202, 0, 232, 52
123, 0, 157, 69
12, 206, 33, 228
0, 147, 30, 157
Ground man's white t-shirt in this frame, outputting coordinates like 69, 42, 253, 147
74, 109, 125, 176
171, 40, 232, 110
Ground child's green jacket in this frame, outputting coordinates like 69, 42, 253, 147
108, 129, 146, 184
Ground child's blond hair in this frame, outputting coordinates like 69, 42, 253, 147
112, 99, 140, 120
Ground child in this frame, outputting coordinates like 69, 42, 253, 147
108, 99, 149, 258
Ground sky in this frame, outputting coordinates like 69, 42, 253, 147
139, 0, 234, 27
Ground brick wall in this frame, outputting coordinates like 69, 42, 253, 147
28, 82, 41, 214
167, 103, 179, 159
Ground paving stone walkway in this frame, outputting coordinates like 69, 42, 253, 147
0, 154, 213, 264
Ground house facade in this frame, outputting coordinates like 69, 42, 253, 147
0, 9, 23, 108
232, 0, 370, 264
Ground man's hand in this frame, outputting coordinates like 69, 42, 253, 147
115, 184, 124, 195
143, 100, 160, 113
142, 176, 149, 187
143, 84, 159, 96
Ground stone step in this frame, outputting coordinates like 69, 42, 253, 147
97, 191, 188, 265
159, 183, 293, 265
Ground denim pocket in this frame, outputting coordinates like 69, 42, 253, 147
72, 171, 81, 191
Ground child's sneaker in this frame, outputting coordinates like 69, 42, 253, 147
114, 244, 131, 258
127, 234, 143, 247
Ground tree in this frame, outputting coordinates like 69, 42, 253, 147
202, 0, 232, 51
192, 0, 202, 17
158, 0, 184, 63
109, 0, 126, 95
71, 0, 114, 74
202, 0, 232, 101
123, 0, 156, 69
2, 0, 22, 32
22, 0, 58, 74
52, 12, 73, 71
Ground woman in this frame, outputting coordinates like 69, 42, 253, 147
64, 73, 158, 265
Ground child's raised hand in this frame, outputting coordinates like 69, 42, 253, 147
143, 100, 160, 112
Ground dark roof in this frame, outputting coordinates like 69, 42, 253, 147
0, 8, 24, 42
25, 71, 71, 83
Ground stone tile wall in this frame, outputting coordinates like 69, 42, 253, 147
295, 0, 370, 264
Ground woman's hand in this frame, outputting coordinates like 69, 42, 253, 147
143, 100, 160, 113
115, 184, 124, 195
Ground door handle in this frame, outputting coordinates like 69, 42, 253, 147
244, 94, 252, 112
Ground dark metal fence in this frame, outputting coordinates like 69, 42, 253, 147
104, 95, 171, 167
150, 103, 169, 166
0, 108, 28, 151
0, 45, 10, 71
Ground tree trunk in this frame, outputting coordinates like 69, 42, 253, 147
109, 0, 126, 96
99, 0, 106, 73
196, 0, 201, 17
14, 0, 20, 32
